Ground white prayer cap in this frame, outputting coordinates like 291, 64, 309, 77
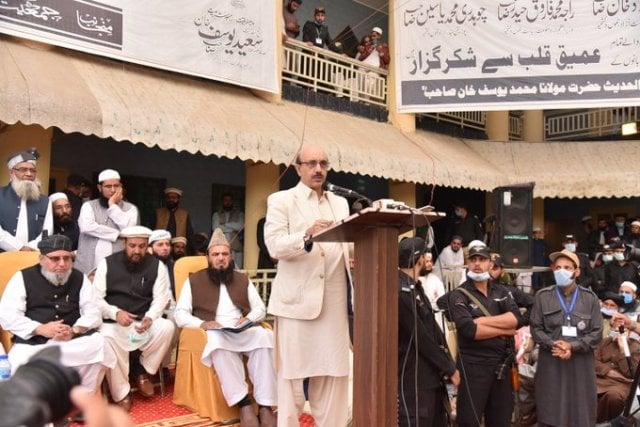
120, 226, 152, 239
164, 187, 183, 196
620, 281, 638, 293
468, 240, 486, 249
209, 228, 230, 249
171, 237, 187, 245
149, 229, 171, 244
372, 27, 382, 35
533, 226, 542, 232
7, 149, 37, 169
49, 192, 68, 203
632, 221, 640, 227
98, 169, 120, 183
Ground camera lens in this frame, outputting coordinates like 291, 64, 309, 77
0, 347, 80, 427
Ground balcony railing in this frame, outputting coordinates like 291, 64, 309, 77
282, 39, 388, 107
545, 107, 639, 140
419, 111, 487, 132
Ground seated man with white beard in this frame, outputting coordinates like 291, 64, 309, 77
0, 234, 116, 391
175, 228, 277, 427
0, 149, 53, 251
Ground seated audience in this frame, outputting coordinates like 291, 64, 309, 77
174, 228, 276, 427
596, 295, 640, 423
0, 234, 115, 391
93, 226, 174, 410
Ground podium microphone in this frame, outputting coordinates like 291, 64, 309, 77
324, 182, 371, 202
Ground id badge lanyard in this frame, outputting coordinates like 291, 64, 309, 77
555, 286, 578, 326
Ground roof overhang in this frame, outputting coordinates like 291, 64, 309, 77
1, 34, 638, 199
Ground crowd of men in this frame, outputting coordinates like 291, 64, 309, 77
3, 143, 640, 427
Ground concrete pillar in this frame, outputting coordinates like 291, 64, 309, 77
0, 123, 53, 194
522, 110, 544, 142
389, 181, 415, 239
486, 111, 509, 141
387, 0, 415, 133
244, 161, 280, 269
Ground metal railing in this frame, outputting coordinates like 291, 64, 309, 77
545, 107, 639, 140
509, 114, 523, 140
241, 268, 275, 305
282, 39, 388, 107
420, 111, 487, 131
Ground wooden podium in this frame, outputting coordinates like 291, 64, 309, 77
312, 206, 445, 426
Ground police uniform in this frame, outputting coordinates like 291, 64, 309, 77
446, 279, 522, 427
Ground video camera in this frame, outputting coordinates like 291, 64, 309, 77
0, 346, 80, 427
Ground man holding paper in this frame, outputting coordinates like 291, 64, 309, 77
174, 228, 276, 427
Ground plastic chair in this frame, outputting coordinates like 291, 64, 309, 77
171, 256, 241, 422
0, 251, 40, 352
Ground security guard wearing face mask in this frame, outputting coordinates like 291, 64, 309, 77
604, 239, 640, 295
530, 249, 602, 427
442, 245, 523, 427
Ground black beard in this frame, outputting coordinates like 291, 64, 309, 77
99, 195, 110, 208
166, 201, 178, 210
55, 214, 72, 226
419, 267, 429, 276
153, 253, 171, 263
207, 261, 235, 284
124, 254, 145, 272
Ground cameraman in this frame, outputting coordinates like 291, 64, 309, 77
0, 234, 115, 391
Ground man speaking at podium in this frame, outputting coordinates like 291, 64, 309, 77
264, 144, 353, 427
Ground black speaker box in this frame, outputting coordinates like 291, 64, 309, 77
493, 183, 534, 268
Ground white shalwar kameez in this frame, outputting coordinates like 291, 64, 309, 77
174, 278, 276, 407
93, 259, 174, 401
0, 270, 116, 390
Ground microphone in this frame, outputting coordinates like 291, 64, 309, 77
324, 182, 371, 202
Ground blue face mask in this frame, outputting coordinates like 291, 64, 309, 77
620, 293, 634, 305
564, 243, 576, 252
614, 252, 625, 261
601, 307, 618, 317
554, 269, 574, 287
602, 254, 613, 263
467, 271, 491, 282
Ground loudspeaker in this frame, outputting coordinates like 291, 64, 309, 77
493, 183, 534, 268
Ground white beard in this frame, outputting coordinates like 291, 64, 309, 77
11, 177, 42, 201
40, 266, 72, 286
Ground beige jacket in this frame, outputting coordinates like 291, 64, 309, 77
264, 181, 352, 320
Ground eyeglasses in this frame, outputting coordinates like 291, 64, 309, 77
12, 167, 37, 174
298, 160, 330, 169
45, 255, 74, 263
101, 184, 121, 189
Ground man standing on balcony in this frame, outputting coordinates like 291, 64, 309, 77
302, 7, 336, 50
265, 144, 352, 427
283, 0, 301, 39
357, 27, 390, 70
